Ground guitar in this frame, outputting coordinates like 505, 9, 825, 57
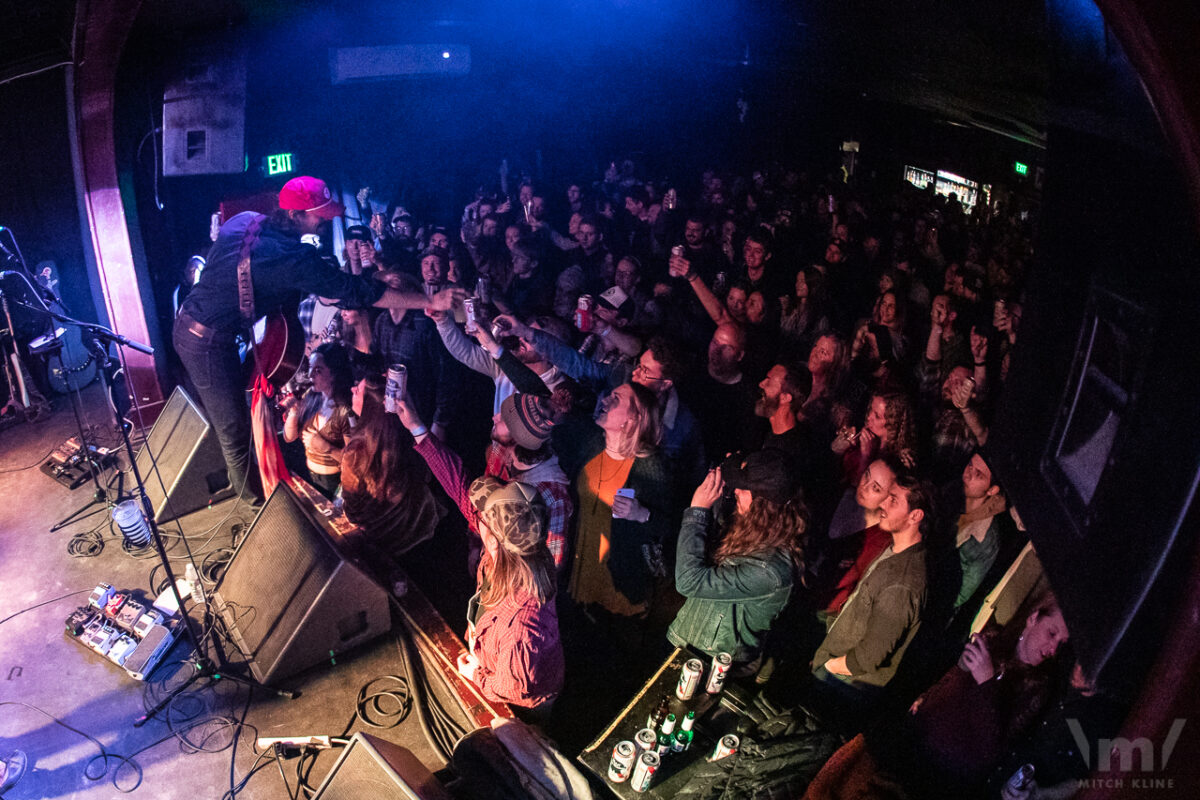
241, 311, 305, 391
35, 261, 98, 394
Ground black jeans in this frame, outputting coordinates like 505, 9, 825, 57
172, 314, 263, 504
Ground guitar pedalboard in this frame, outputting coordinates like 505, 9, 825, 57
65, 582, 179, 681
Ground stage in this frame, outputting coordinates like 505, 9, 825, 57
0, 383, 490, 799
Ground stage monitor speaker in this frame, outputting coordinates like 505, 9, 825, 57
135, 386, 232, 523
312, 732, 451, 800
211, 482, 391, 686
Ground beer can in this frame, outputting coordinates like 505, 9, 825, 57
476, 275, 492, 304
385, 364, 407, 413
671, 244, 685, 258
630, 750, 659, 793
1004, 764, 1035, 793
706, 652, 732, 694
608, 740, 637, 783
635, 727, 657, 752
463, 296, 480, 332
676, 658, 704, 701
708, 734, 739, 762
575, 295, 593, 332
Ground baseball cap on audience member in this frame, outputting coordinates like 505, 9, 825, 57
500, 393, 555, 450
721, 449, 799, 505
467, 477, 546, 551
598, 285, 634, 320
346, 225, 373, 242
279, 176, 345, 220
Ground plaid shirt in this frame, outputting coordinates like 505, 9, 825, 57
416, 435, 572, 571
471, 589, 564, 708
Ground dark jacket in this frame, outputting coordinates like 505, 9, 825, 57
182, 211, 384, 334
812, 541, 927, 688
667, 507, 795, 662
557, 426, 674, 606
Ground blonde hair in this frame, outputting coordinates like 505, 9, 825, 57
607, 382, 663, 459
473, 482, 555, 607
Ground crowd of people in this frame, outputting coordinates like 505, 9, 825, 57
183, 161, 1122, 797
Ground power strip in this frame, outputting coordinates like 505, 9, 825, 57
256, 735, 334, 750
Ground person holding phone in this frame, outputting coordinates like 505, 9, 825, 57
668, 451, 806, 675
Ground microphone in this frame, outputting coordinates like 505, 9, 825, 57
0, 227, 15, 260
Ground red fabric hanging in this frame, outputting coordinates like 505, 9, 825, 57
250, 373, 290, 497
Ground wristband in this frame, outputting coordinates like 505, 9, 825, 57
974, 361, 986, 366
685, 271, 699, 282
408, 425, 428, 438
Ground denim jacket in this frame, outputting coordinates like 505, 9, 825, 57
667, 507, 795, 663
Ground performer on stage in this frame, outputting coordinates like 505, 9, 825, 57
173, 175, 457, 505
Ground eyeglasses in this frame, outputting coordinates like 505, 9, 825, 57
632, 362, 665, 382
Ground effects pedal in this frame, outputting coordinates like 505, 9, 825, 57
65, 606, 92, 637
123, 623, 176, 681
107, 634, 140, 667
88, 583, 115, 610
115, 600, 145, 632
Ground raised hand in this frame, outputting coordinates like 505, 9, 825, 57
690, 468, 726, 510
958, 633, 996, 684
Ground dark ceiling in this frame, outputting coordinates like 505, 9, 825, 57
0, 0, 1050, 148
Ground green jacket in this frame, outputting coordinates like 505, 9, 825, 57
667, 507, 796, 663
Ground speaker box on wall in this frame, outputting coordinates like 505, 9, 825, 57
312, 732, 451, 800
162, 40, 246, 176
211, 481, 392, 686
136, 386, 233, 523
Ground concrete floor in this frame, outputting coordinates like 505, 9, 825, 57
0, 385, 477, 800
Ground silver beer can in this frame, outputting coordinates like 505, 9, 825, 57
608, 740, 636, 783
677, 658, 704, 701
385, 364, 407, 413
630, 750, 659, 793
708, 734, 739, 762
706, 652, 732, 694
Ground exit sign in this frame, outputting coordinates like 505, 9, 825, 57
264, 152, 295, 176
1014, 160, 1029, 175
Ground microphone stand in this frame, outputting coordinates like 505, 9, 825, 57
9, 291, 296, 718
78, 326, 297, 723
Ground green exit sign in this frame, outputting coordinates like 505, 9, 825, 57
1013, 161, 1029, 175
265, 152, 295, 176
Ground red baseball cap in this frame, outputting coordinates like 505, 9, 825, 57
278, 176, 345, 220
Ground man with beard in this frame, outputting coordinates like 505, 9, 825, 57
754, 361, 826, 488
174, 175, 452, 505
679, 215, 723, 282
809, 474, 931, 728
680, 322, 760, 462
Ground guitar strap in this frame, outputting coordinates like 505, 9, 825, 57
235, 214, 266, 375
236, 214, 266, 326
